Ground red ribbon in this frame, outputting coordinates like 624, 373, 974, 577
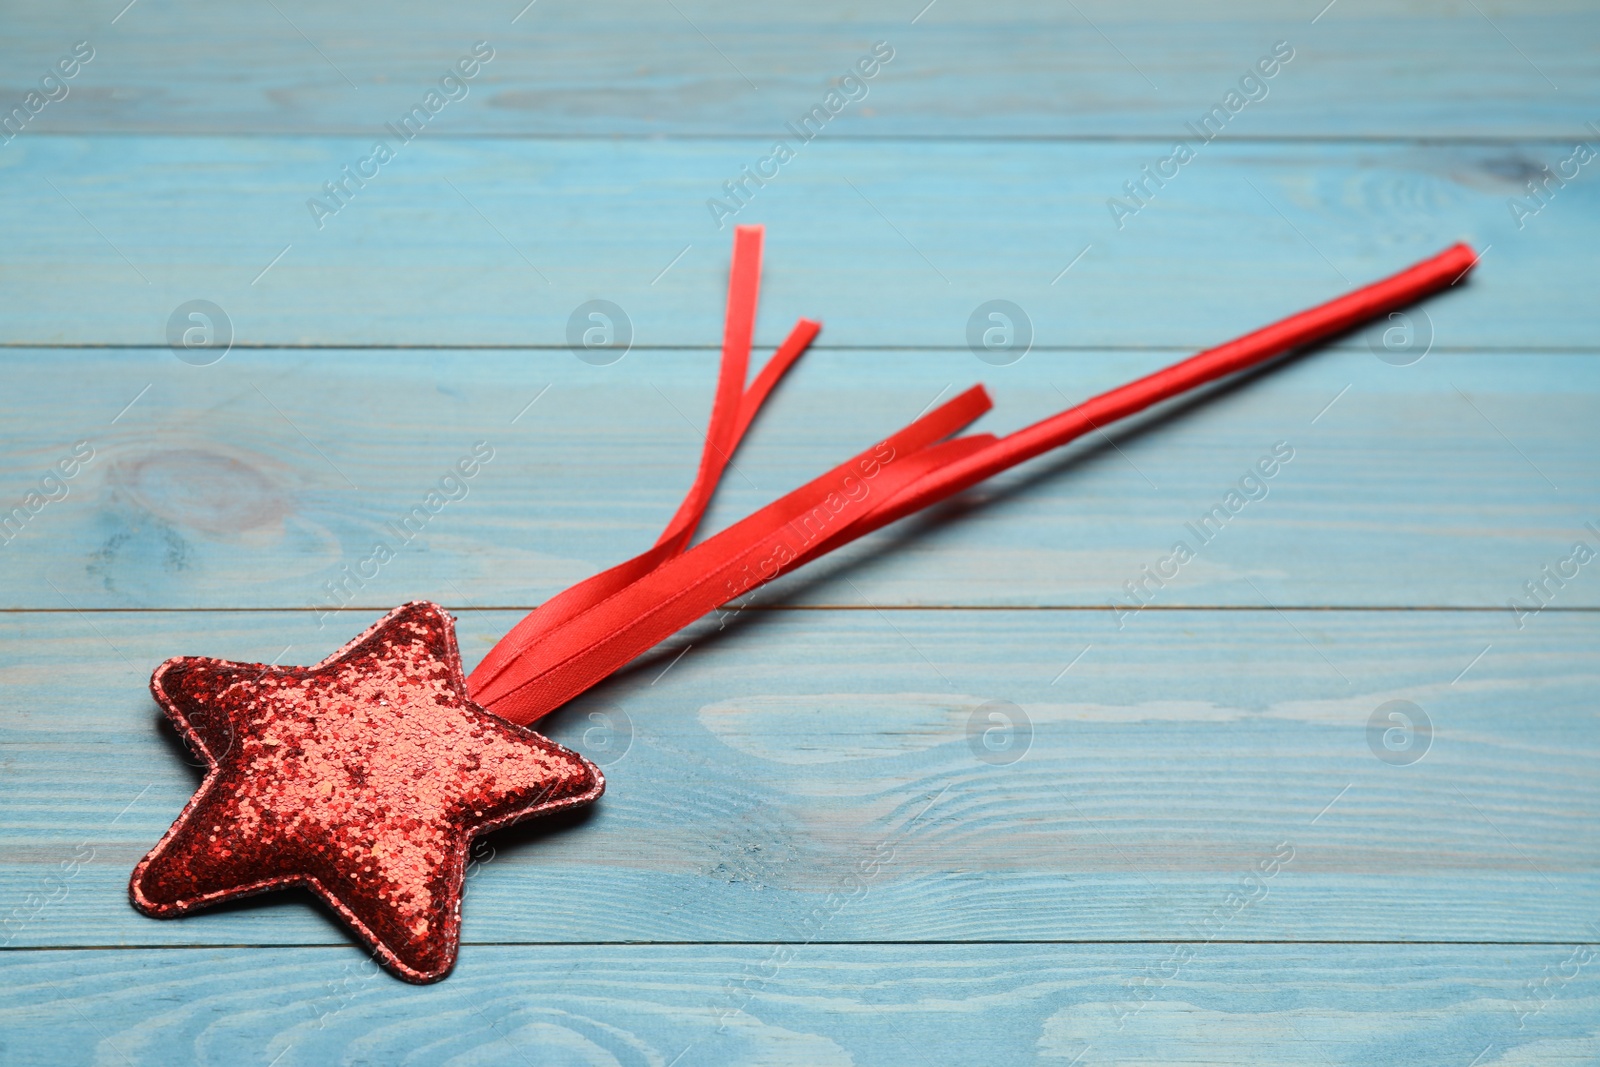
468, 226, 1477, 725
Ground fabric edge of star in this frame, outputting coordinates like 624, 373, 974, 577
128, 600, 605, 984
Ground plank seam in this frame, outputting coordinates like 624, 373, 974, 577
3, 606, 1595, 615
15, 133, 1600, 146
5, 940, 1595, 952
9, 345, 1600, 354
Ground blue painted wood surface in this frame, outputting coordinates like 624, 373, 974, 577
0, 138, 1593, 347
1, 2, 1596, 1064
0, 349, 1594, 610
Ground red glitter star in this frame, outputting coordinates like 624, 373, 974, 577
130, 601, 603, 983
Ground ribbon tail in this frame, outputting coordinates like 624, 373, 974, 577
474, 388, 995, 720
470, 227, 816, 702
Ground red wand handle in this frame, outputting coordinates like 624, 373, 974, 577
845, 242, 1480, 538
1010, 242, 1476, 461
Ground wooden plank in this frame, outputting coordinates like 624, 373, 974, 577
2, 2, 1589, 1059
0, 139, 1591, 347
2, 1, 1593, 137
3, 943, 1598, 1066
2, 608, 1594, 947
1, 348, 1593, 610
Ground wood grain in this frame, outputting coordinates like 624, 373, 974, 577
2, 0, 1593, 137
0, 139, 1591, 347
4, 944, 1598, 1066
2, 609, 1594, 948
0, 349, 1591, 610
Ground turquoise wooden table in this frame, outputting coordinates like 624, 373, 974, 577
3, 1, 1597, 1063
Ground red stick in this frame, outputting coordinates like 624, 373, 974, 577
852, 242, 1480, 536
1009, 242, 1475, 461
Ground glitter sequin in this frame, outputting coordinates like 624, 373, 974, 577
130, 602, 603, 983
